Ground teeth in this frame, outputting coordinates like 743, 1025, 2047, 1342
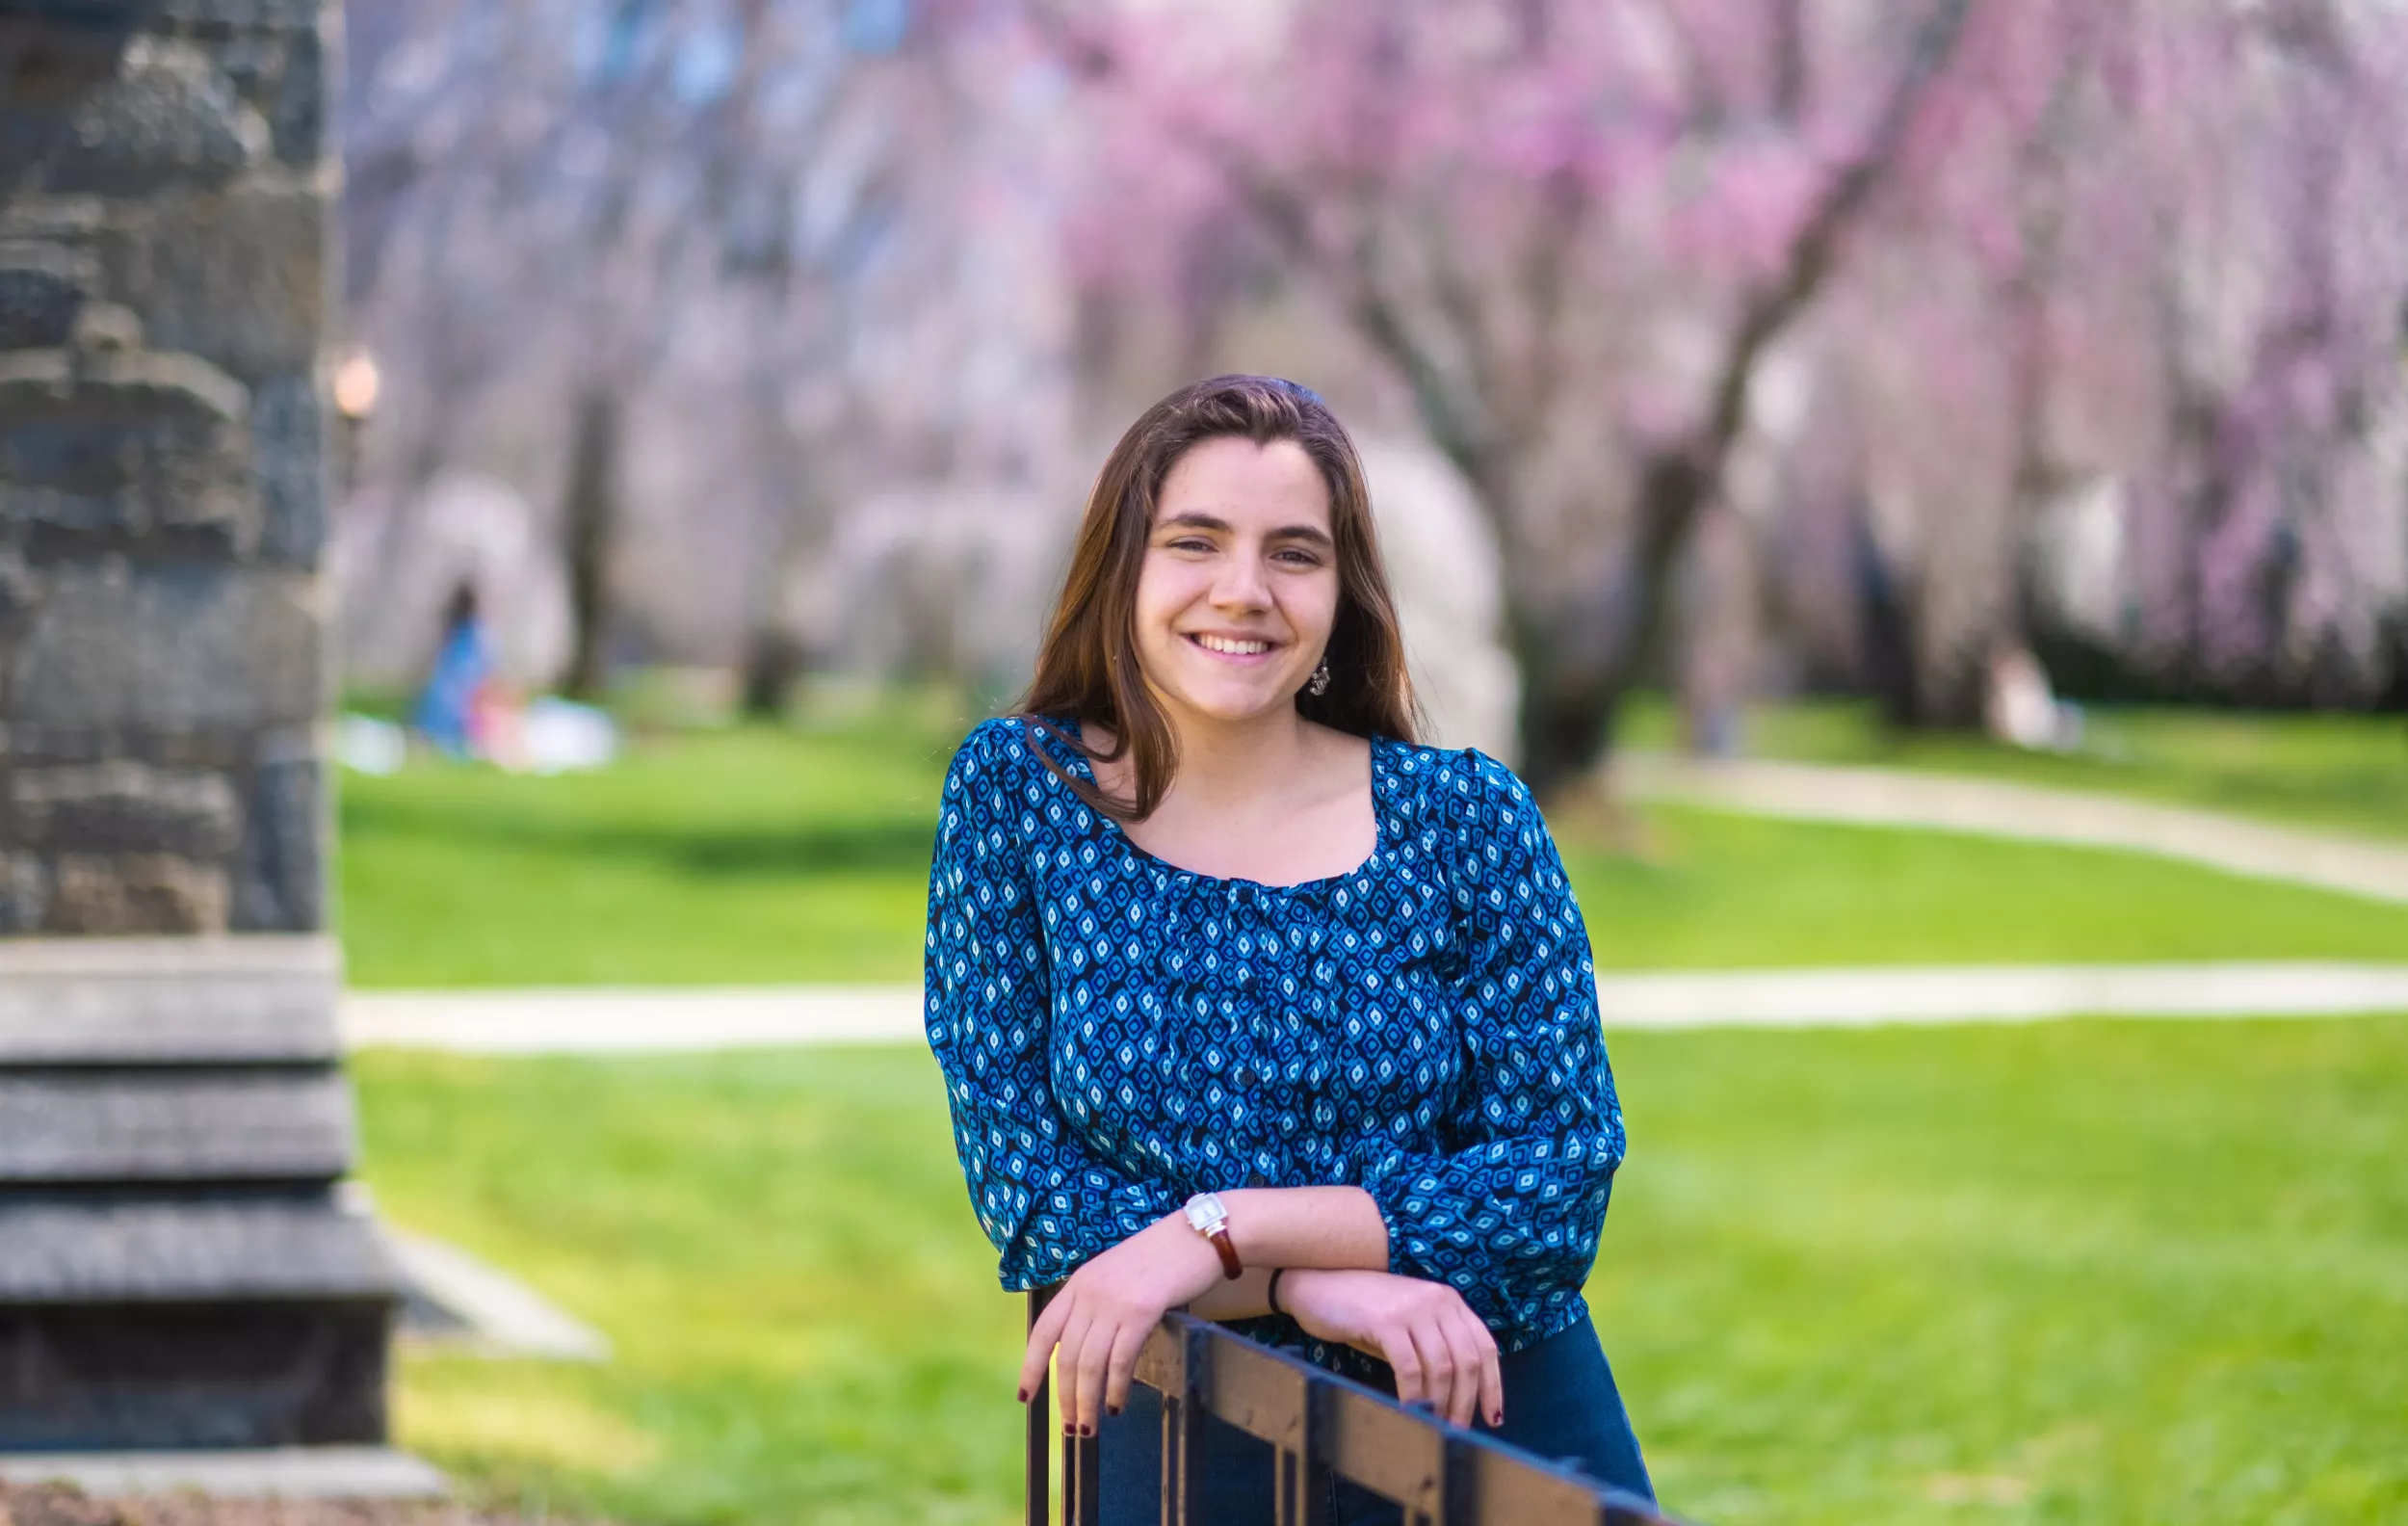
1196, 635, 1272, 655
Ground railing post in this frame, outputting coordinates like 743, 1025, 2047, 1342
1029, 1284, 1103, 1526
1156, 1320, 1207, 1526
1157, 1382, 1182, 1526
1029, 1300, 1684, 1526
1441, 1433, 1474, 1526
1066, 1418, 1101, 1526
1026, 1289, 1053, 1526
1289, 1378, 1333, 1526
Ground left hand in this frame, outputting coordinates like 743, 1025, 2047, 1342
1020, 1213, 1225, 1436
1281, 1268, 1502, 1429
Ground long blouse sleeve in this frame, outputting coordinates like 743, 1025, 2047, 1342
1351, 751, 1625, 1339
924, 723, 1182, 1289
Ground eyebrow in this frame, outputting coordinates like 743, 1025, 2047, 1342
1157, 512, 1335, 549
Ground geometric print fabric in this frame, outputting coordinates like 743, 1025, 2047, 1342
924, 715, 1627, 1369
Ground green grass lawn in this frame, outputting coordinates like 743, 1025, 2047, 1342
340, 720, 2408, 987
1621, 696, 2408, 844
1561, 808, 2408, 968
357, 1015, 2408, 1526
338, 720, 954, 987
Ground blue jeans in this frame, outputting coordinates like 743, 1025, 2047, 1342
1096, 1313, 1653, 1524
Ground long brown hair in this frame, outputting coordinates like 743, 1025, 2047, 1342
1018, 375, 1421, 821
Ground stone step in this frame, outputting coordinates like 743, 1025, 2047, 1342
0, 1067, 353, 1183
0, 1447, 447, 1502
0, 1192, 400, 1302
0, 1193, 401, 1447
0, 934, 339, 1064
0, 1299, 392, 1449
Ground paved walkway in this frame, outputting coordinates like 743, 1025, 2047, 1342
345, 985, 923, 1052
390, 1228, 612, 1361
0, 1448, 447, 1501
341, 963, 2408, 1052
1615, 753, 2408, 904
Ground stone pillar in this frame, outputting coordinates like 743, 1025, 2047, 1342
0, 0, 399, 1448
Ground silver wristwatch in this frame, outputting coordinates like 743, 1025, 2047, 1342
1183, 1192, 1242, 1278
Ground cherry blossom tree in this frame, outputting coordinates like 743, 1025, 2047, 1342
343, 0, 2408, 737
1803, 0, 2408, 717
1036, 0, 2057, 794
1045, 0, 2408, 788
2117, 0, 2408, 707
344, 0, 1063, 705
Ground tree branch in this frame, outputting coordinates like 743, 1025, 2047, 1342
1592, 0, 1981, 726
1236, 163, 1502, 486
1700, 0, 1978, 474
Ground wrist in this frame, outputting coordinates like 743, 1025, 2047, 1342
1181, 1191, 1243, 1279
1278, 1266, 1329, 1306
1154, 1210, 1225, 1282
1273, 1268, 1347, 1336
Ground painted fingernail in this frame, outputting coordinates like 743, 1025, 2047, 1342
1016, 1388, 1030, 1404
1108, 1404, 1123, 1418
1084, 1423, 1097, 1437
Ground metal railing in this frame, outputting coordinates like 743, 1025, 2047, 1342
1025, 1290, 1679, 1526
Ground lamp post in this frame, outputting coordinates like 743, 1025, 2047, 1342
333, 346, 381, 500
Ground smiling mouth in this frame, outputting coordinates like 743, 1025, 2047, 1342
1187, 633, 1280, 658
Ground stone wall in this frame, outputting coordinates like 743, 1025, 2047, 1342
2, 0, 332, 935
0, 1, 397, 1453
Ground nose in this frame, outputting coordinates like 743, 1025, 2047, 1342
1210, 544, 1273, 612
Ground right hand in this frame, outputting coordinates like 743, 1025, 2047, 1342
1020, 1213, 1226, 1438
1279, 1269, 1502, 1429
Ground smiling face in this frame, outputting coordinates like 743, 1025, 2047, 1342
1132, 435, 1340, 730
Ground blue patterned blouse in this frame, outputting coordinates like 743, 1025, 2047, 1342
923, 715, 1626, 1365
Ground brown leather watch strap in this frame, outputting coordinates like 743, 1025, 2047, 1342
1204, 1223, 1243, 1279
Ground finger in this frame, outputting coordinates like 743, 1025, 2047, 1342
1051, 1303, 1096, 1434
1439, 1311, 1490, 1430
1428, 1312, 1473, 1428
1102, 1310, 1152, 1418
1018, 1295, 1074, 1404
1431, 1317, 1477, 1429
1405, 1319, 1457, 1422
1068, 1309, 1118, 1437
1466, 1314, 1504, 1430
1380, 1323, 1426, 1408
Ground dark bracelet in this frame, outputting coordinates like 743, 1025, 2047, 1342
1267, 1267, 1288, 1317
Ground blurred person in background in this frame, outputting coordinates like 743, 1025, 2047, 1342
414, 584, 497, 760
925, 376, 1651, 1523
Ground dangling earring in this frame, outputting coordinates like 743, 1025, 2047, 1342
1308, 661, 1330, 697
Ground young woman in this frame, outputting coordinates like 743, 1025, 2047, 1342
924, 376, 1652, 1522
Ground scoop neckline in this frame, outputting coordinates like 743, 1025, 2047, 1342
1041, 715, 1392, 894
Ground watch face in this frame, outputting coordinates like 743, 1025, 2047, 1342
1184, 1193, 1226, 1232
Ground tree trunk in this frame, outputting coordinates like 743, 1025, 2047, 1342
1676, 501, 1757, 757
1491, 0, 1976, 786
2383, 609, 2408, 715
740, 629, 805, 720
561, 386, 622, 702
1852, 512, 1921, 726
1507, 454, 1714, 802
735, 380, 836, 721
1512, 623, 1623, 804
